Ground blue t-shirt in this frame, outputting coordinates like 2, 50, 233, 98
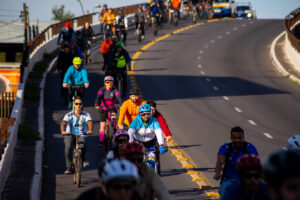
218, 142, 258, 180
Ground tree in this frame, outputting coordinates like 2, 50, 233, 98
52, 5, 75, 21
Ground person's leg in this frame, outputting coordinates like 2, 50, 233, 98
78, 136, 87, 161
219, 179, 234, 200
78, 87, 85, 99
99, 109, 108, 144
141, 23, 145, 36
64, 135, 73, 170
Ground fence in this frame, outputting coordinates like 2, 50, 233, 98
0, 92, 15, 119
285, 8, 300, 53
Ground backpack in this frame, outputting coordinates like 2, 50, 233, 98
118, 15, 125, 28
221, 142, 248, 182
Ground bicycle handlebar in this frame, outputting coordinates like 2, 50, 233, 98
66, 84, 86, 89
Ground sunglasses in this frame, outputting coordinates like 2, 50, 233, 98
243, 173, 260, 179
74, 103, 83, 106
116, 139, 128, 144
110, 184, 134, 191
105, 81, 113, 84
128, 157, 144, 163
141, 113, 150, 117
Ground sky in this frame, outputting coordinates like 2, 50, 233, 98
0, 0, 299, 22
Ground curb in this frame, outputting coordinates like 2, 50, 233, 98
30, 57, 57, 200
270, 31, 300, 85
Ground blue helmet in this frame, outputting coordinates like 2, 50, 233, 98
139, 104, 151, 113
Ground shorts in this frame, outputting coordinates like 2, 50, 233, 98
99, 108, 117, 122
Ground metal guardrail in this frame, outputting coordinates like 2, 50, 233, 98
285, 8, 300, 53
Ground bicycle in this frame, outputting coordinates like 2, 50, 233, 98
137, 23, 142, 43
72, 135, 84, 187
67, 84, 85, 110
104, 107, 118, 153
152, 14, 159, 36
171, 9, 179, 26
144, 144, 161, 174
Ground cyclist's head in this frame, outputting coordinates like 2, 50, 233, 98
139, 104, 151, 122
142, 5, 147, 10
237, 154, 263, 193
84, 21, 90, 29
230, 126, 244, 148
146, 100, 156, 116
264, 150, 300, 200
287, 135, 300, 151
104, 76, 114, 87
119, 10, 124, 15
129, 89, 140, 103
138, 6, 142, 11
115, 41, 123, 49
114, 130, 129, 155
63, 44, 70, 52
64, 21, 71, 28
108, 8, 112, 13
124, 141, 145, 170
74, 96, 83, 111
73, 57, 82, 68
105, 33, 112, 40
103, 4, 108, 8
102, 159, 138, 200
75, 30, 82, 38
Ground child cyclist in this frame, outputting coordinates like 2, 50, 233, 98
95, 76, 123, 147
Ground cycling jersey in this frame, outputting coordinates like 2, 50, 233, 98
100, 39, 113, 54
63, 111, 92, 136
118, 99, 146, 126
153, 111, 172, 137
171, 0, 181, 9
94, 87, 122, 109
116, 15, 128, 29
150, 5, 160, 15
57, 27, 74, 44
108, 49, 131, 71
128, 114, 164, 145
101, 12, 115, 24
63, 65, 89, 85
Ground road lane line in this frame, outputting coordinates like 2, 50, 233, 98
213, 86, 219, 91
233, 27, 238, 31
199, 50, 204, 54
223, 96, 229, 100
206, 78, 211, 82
210, 40, 215, 43
198, 56, 201, 59
226, 31, 230, 35
264, 133, 274, 139
217, 35, 223, 39
198, 64, 202, 68
234, 107, 242, 113
204, 44, 209, 48
248, 120, 257, 126
242, 24, 246, 27
201, 71, 205, 75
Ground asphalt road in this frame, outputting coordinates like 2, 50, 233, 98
41, 18, 300, 200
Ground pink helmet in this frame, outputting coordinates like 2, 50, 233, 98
104, 76, 114, 82
114, 130, 129, 141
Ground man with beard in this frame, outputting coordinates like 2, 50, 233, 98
213, 126, 259, 199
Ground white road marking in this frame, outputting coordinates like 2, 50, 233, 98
198, 56, 201, 60
201, 71, 205, 75
210, 40, 215, 43
234, 107, 242, 113
204, 44, 209, 48
213, 86, 219, 91
206, 78, 211, 82
264, 133, 274, 139
199, 50, 204, 54
217, 35, 223, 39
248, 120, 257, 126
250, 21, 253, 24
223, 96, 230, 100
198, 64, 202, 68
226, 31, 230, 35
282, 147, 287, 150
233, 27, 238, 31
242, 24, 246, 27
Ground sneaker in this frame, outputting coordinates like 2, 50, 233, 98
142, 35, 145, 40
83, 161, 89, 168
64, 167, 72, 174
98, 141, 105, 148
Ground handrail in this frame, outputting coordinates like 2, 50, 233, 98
285, 8, 300, 53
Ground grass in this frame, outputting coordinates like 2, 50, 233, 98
43, 52, 56, 59
24, 82, 40, 101
32, 61, 48, 73
18, 124, 41, 141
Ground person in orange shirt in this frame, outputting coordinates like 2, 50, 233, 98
100, 33, 113, 71
171, 0, 181, 10
118, 89, 146, 129
101, 8, 116, 35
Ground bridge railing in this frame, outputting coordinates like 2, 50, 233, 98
285, 8, 300, 53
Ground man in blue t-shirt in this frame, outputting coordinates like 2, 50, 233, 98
213, 126, 258, 199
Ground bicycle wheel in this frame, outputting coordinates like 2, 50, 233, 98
72, 150, 77, 184
76, 150, 82, 187
105, 122, 112, 153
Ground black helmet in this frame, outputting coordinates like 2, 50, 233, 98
76, 30, 82, 36
119, 10, 124, 15
129, 88, 140, 96
264, 150, 300, 188
103, 4, 108, 8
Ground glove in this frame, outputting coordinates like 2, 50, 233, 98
159, 146, 167, 155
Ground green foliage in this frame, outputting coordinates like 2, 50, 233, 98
33, 61, 48, 73
24, 82, 40, 101
52, 5, 75, 21
18, 124, 41, 141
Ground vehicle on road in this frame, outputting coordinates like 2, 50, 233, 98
233, 2, 255, 19
213, 0, 235, 17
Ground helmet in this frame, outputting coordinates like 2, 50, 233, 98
114, 130, 129, 141
64, 21, 71, 28
287, 135, 300, 150
124, 141, 145, 155
119, 10, 124, 15
139, 104, 151, 113
142, 5, 147, 9
264, 150, 300, 187
101, 159, 138, 184
103, 4, 107, 8
104, 76, 114, 82
73, 57, 82, 65
75, 30, 81, 36
129, 88, 140, 96
237, 154, 263, 173
115, 41, 123, 48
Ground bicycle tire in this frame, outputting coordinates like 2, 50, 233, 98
76, 150, 82, 187
72, 150, 76, 184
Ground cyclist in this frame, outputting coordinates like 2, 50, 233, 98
107, 130, 129, 159
100, 33, 114, 71
72, 31, 88, 65
124, 141, 170, 200
95, 76, 122, 147
133, 6, 147, 40
76, 159, 141, 200
149, 1, 161, 35
57, 21, 74, 47
116, 10, 128, 46
287, 134, 300, 150
56, 44, 74, 104
111, 26, 120, 43
213, 126, 259, 199
223, 154, 270, 200
147, 100, 172, 142
60, 96, 93, 174
264, 150, 300, 200
118, 89, 146, 130
170, 0, 181, 23
107, 41, 131, 97
98, 4, 108, 35
128, 104, 167, 159
63, 57, 89, 108
102, 8, 116, 36
81, 22, 96, 64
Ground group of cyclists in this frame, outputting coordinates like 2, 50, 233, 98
55, 2, 300, 200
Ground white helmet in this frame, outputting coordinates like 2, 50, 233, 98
287, 135, 300, 150
104, 76, 114, 82
102, 159, 139, 184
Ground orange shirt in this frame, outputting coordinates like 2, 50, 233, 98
100, 39, 113, 54
118, 99, 146, 126
171, 0, 181, 9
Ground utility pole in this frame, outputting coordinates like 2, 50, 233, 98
20, 3, 29, 82
23, 3, 28, 43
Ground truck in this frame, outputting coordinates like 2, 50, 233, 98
212, 0, 235, 17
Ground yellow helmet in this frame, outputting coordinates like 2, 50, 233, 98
148, 0, 152, 4
73, 57, 82, 65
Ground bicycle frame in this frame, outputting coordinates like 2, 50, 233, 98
104, 108, 118, 152
144, 144, 160, 174
72, 135, 83, 187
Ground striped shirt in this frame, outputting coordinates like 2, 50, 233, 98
63, 111, 92, 136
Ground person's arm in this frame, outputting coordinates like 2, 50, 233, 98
115, 90, 123, 105
95, 90, 103, 109
57, 29, 62, 44
60, 121, 68, 135
214, 154, 225, 180
124, 17, 128, 29
127, 127, 136, 142
81, 68, 89, 87
101, 13, 106, 23
156, 113, 172, 137
118, 101, 127, 127
63, 67, 72, 87
149, 167, 171, 200
153, 119, 164, 145
86, 120, 93, 135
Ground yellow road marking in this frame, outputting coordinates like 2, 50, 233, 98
172, 151, 182, 155
177, 157, 188, 161
187, 171, 198, 174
